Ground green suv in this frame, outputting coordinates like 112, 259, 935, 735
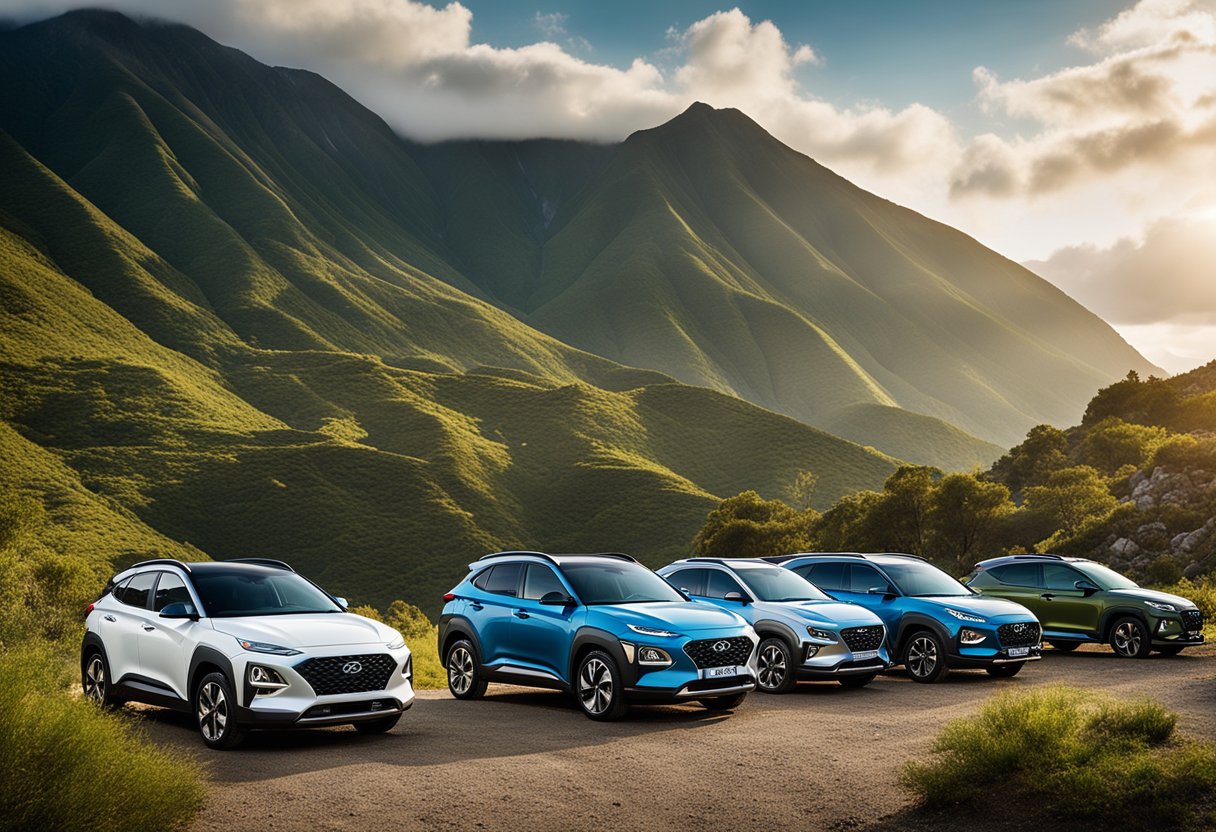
964, 555, 1204, 658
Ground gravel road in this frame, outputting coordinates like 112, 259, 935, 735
137, 644, 1216, 832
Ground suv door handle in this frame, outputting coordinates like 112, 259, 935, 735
141, 623, 156, 631
513, 609, 530, 619
103, 615, 116, 622
1040, 593, 1055, 601
469, 601, 483, 610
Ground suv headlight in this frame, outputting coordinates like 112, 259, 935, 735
637, 646, 673, 666
387, 634, 406, 650
236, 638, 302, 656
946, 608, 986, 623
807, 627, 837, 642
1145, 601, 1176, 612
627, 624, 680, 637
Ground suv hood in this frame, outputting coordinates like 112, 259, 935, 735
759, 600, 882, 628
1108, 588, 1197, 609
915, 594, 1035, 621
211, 613, 397, 649
593, 601, 749, 634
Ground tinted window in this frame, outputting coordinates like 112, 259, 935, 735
704, 569, 747, 599
1043, 564, 1084, 591
471, 568, 492, 590
880, 561, 971, 597
802, 563, 845, 591
117, 572, 157, 609
734, 566, 830, 602
847, 564, 891, 593
191, 569, 342, 617
667, 569, 706, 596
483, 563, 522, 597
153, 572, 192, 611
993, 563, 1040, 587
522, 564, 566, 600
560, 562, 685, 605
1072, 561, 1138, 590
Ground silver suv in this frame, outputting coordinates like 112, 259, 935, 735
657, 558, 891, 692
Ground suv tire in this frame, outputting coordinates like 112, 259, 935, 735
1156, 645, 1185, 656
82, 650, 123, 709
195, 671, 246, 750
575, 650, 628, 721
353, 714, 401, 734
699, 692, 747, 710
1110, 616, 1152, 658
904, 630, 949, 683
838, 673, 877, 688
1049, 640, 1080, 652
756, 637, 796, 694
446, 640, 488, 699
985, 662, 1025, 678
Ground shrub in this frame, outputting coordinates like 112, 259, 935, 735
902, 686, 1216, 830
0, 644, 204, 832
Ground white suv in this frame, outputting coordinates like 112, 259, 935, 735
81, 558, 415, 748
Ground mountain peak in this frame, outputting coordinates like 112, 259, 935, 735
627, 99, 775, 147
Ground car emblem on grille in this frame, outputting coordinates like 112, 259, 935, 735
342, 661, 363, 674
712, 640, 731, 653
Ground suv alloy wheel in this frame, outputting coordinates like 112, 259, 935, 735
83, 651, 122, 709
195, 672, 246, 750
446, 640, 488, 699
576, 650, 628, 721
905, 631, 949, 683
756, 637, 796, 694
1110, 616, 1152, 658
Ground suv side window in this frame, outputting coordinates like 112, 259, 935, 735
482, 563, 522, 597
666, 568, 706, 596
1042, 564, 1084, 591
801, 562, 845, 591
847, 564, 890, 593
704, 569, 747, 599
521, 564, 566, 600
993, 563, 1040, 587
153, 572, 192, 611
117, 571, 157, 609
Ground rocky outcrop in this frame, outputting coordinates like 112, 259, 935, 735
1096, 467, 1216, 579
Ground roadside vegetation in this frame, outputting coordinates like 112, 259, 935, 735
349, 600, 446, 689
902, 686, 1216, 830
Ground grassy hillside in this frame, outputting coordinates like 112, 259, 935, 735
821, 404, 1004, 472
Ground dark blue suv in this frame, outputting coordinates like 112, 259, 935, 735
771, 553, 1042, 682
438, 552, 759, 720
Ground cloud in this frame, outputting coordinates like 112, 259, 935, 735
1025, 216, 1216, 326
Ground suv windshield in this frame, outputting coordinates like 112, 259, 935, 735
1072, 561, 1138, 591
880, 561, 972, 597
561, 562, 685, 605
192, 569, 342, 617
734, 566, 830, 602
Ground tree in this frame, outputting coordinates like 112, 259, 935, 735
926, 473, 1015, 574
1077, 417, 1167, 475
1022, 465, 1119, 540
811, 490, 885, 553
785, 470, 819, 511
868, 466, 938, 556
692, 491, 817, 557
987, 424, 1069, 493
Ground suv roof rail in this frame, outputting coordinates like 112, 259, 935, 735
475, 551, 640, 566
477, 550, 559, 566
760, 556, 793, 564
780, 551, 931, 563
1010, 553, 1064, 560
130, 558, 193, 573
227, 558, 296, 571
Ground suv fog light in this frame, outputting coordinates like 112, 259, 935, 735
805, 644, 819, 660
249, 665, 289, 694
960, 628, 986, 645
638, 646, 673, 666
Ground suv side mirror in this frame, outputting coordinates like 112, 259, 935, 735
868, 585, 895, 597
539, 592, 576, 607
1074, 580, 1099, 594
723, 591, 750, 604
334, 596, 349, 609
159, 602, 199, 620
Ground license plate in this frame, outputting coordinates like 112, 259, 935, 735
700, 665, 743, 680
1007, 646, 1030, 658
851, 650, 879, 661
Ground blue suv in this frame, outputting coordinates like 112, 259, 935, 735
438, 552, 759, 720
771, 554, 1042, 682
657, 558, 891, 692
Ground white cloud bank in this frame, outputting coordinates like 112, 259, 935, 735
3, 0, 1215, 369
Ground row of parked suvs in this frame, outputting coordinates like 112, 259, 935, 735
81, 551, 1206, 746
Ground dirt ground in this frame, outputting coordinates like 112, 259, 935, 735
136, 643, 1216, 832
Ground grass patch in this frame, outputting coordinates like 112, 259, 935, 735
0, 643, 205, 832
903, 685, 1216, 830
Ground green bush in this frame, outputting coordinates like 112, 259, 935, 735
0, 645, 205, 832
902, 686, 1216, 830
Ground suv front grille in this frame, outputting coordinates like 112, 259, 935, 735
295, 654, 396, 695
1181, 610, 1203, 632
684, 637, 754, 669
998, 622, 1041, 647
840, 626, 884, 652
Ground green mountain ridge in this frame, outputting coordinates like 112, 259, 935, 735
0, 10, 907, 610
